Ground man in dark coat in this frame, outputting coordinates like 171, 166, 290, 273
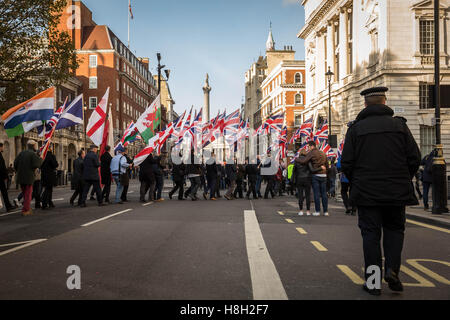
169, 158, 185, 200
14, 140, 42, 215
204, 154, 218, 200
100, 146, 112, 203
245, 159, 258, 200
70, 150, 85, 206
233, 163, 245, 199
139, 154, 155, 202
224, 160, 237, 200
341, 87, 421, 296
261, 156, 276, 199
41, 148, 58, 210
184, 152, 202, 201
152, 155, 164, 201
80, 145, 105, 207
0, 143, 16, 212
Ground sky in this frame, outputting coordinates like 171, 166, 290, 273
81, 0, 306, 116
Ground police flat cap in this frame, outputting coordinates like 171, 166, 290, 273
360, 86, 388, 97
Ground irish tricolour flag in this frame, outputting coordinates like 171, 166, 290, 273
136, 94, 161, 143
1, 87, 55, 137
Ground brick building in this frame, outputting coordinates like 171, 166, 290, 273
57, 0, 160, 156
244, 28, 306, 154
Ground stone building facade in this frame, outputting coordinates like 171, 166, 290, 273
298, 0, 450, 172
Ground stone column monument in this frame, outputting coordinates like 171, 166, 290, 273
202, 73, 211, 124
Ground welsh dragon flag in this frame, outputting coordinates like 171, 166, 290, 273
136, 94, 161, 143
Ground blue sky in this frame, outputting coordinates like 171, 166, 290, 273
82, 0, 305, 116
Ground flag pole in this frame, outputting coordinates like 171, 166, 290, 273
128, 0, 130, 48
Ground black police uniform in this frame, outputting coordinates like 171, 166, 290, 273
341, 87, 421, 283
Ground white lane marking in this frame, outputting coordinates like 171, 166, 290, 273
81, 209, 133, 227
0, 210, 21, 217
128, 191, 134, 194
0, 239, 47, 257
286, 202, 297, 208
53, 198, 64, 201
142, 201, 154, 207
244, 209, 288, 300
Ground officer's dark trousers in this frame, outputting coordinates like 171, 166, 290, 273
169, 180, 184, 200
357, 206, 405, 279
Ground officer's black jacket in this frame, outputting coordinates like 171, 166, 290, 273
341, 104, 421, 206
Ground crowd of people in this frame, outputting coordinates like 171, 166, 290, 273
0, 137, 436, 219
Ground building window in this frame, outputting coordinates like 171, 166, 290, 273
420, 20, 434, 55
116, 57, 120, 71
116, 79, 119, 92
89, 97, 97, 109
420, 125, 436, 156
116, 98, 119, 112
334, 20, 340, 81
294, 113, 302, 126
89, 77, 97, 89
295, 72, 302, 84
89, 55, 97, 68
419, 82, 431, 109
295, 93, 303, 105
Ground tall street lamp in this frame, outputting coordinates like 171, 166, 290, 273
432, 0, 448, 214
325, 66, 337, 148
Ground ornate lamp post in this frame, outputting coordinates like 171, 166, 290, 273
325, 66, 337, 148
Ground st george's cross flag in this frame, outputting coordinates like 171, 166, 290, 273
136, 94, 161, 143
86, 88, 110, 146
1, 87, 55, 137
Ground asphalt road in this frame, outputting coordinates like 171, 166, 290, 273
0, 180, 449, 300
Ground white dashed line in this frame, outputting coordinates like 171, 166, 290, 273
81, 209, 133, 227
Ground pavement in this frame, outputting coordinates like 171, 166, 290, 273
0, 180, 448, 300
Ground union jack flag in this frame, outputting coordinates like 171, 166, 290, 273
39, 98, 68, 158
223, 109, 240, 134
264, 113, 284, 134
300, 116, 314, 139
314, 119, 329, 143
175, 106, 193, 145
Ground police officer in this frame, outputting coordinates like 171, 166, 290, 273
341, 87, 421, 296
